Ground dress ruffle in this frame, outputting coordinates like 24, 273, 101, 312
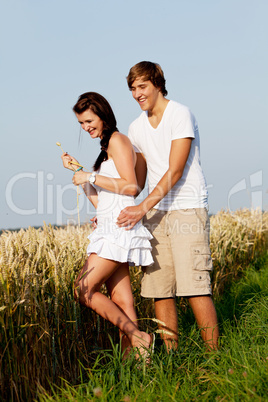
87, 221, 153, 266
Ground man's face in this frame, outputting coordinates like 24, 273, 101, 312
130, 78, 160, 111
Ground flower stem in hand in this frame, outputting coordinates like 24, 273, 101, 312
56, 142, 65, 153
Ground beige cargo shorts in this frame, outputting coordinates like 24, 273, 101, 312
141, 208, 213, 298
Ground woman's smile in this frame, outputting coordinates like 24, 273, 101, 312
76, 109, 104, 139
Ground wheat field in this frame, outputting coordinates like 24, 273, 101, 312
0, 209, 267, 400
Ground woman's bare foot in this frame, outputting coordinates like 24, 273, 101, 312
132, 332, 152, 360
121, 334, 132, 360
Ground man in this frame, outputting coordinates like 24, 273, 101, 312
117, 61, 219, 350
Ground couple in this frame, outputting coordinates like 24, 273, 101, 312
61, 61, 219, 358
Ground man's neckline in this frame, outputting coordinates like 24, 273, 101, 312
146, 99, 171, 130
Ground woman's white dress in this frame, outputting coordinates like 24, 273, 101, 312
87, 159, 153, 266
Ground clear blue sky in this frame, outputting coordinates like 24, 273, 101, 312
1, 0, 267, 230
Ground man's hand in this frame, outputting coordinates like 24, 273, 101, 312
117, 205, 146, 230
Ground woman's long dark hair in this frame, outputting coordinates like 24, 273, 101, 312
73, 92, 118, 171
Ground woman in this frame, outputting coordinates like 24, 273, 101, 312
61, 92, 153, 358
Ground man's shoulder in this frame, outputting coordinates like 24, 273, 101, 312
129, 111, 146, 132
168, 100, 195, 123
169, 100, 191, 114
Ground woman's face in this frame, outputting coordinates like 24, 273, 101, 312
76, 108, 104, 139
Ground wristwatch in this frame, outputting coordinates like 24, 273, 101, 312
88, 172, 96, 184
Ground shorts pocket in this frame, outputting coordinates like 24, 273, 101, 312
194, 208, 209, 232
191, 243, 213, 272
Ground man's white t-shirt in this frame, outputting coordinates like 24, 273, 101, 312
128, 100, 208, 211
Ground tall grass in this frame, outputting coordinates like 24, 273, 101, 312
210, 209, 267, 296
38, 262, 268, 401
0, 209, 267, 401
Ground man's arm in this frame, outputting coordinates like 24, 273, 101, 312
135, 153, 147, 196
117, 138, 192, 229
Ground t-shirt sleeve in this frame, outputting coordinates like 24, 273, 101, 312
128, 123, 141, 153
171, 106, 196, 141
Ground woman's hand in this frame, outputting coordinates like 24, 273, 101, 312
61, 153, 81, 171
72, 171, 90, 186
90, 216, 98, 230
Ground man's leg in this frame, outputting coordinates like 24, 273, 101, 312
154, 297, 178, 350
168, 208, 218, 349
188, 295, 219, 350
142, 209, 178, 350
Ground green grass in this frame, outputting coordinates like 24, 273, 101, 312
37, 257, 268, 402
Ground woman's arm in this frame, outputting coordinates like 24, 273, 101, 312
81, 182, 98, 209
73, 133, 138, 196
61, 153, 98, 208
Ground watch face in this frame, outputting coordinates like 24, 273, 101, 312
89, 174, 96, 184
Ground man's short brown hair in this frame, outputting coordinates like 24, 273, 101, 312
127, 61, 168, 96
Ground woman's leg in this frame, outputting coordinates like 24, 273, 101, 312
75, 254, 150, 354
106, 263, 138, 324
106, 263, 138, 356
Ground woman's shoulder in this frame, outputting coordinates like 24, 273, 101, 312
110, 131, 131, 147
108, 131, 135, 159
